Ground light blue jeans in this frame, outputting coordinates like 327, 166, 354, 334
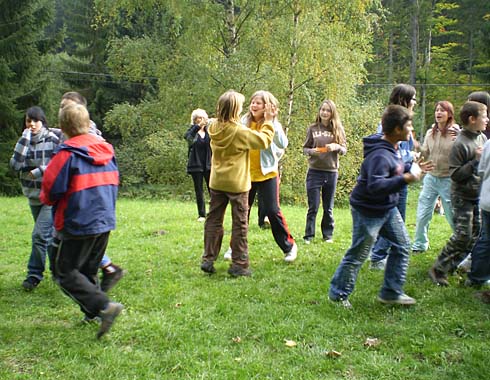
411, 174, 454, 251
329, 206, 411, 301
28, 204, 53, 281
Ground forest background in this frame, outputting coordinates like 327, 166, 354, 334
1, 0, 489, 204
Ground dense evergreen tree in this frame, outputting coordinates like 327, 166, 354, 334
0, 0, 56, 194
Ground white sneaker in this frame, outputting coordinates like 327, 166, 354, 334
457, 254, 472, 273
197, 216, 206, 222
284, 243, 298, 262
224, 247, 232, 261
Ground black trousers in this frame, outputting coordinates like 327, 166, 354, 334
191, 171, 210, 217
55, 232, 110, 317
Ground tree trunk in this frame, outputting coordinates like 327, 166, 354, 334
286, 7, 300, 135
409, 0, 419, 85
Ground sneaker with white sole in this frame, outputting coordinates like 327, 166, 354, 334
329, 297, 352, 309
457, 254, 472, 274
369, 259, 386, 271
284, 243, 298, 262
224, 247, 232, 261
377, 293, 416, 305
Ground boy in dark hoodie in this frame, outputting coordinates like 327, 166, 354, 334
41, 103, 123, 339
329, 105, 429, 308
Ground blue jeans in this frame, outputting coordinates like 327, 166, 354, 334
468, 210, 490, 284
412, 174, 454, 251
329, 206, 411, 301
304, 169, 338, 240
370, 184, 407, 263
28, 204, 53, 281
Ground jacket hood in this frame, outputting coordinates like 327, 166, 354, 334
59, 134, 114, 165
362, 133, 396, 158
208, 120, 239, 150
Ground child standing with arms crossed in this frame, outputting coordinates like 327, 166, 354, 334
201, 90, 274, 277
41, 103, 122, 338
428, 101, 489, 286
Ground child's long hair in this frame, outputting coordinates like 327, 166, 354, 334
243, 90, 279, 126
389, 84, 416, 108
431, 101, 455, 137
24, 106, 48, 129
216, 90, 245, 123
314, 99, 345, 145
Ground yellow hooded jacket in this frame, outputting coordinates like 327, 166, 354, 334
208, 120, 274, 193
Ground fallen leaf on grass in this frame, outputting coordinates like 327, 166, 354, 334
284, 339, 297, 347
325, 350, 342, 358
174, 303, 182, 308
232, 336, 241, 343
363, 337, 381, 348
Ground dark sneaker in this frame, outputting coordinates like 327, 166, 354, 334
428, 267, 449, 286
101, 264, 126, 293
82, 315, 101, 324
97, 302, 124, 339
22, 277, 40, 291
201, 261, 216, 274
228, 265, 251, 277
474, 290, 490, 304
377, 293, 416, 305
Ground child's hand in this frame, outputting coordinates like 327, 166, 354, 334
418, 159, 434, 173
475, 146, 483, 161
22, 128, 31, 139
264, 103, 276, 122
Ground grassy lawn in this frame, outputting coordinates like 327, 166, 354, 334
0, 190, 488, 380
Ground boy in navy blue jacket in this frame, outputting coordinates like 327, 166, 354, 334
329, 105, 430, 308
41, 103, 123, 338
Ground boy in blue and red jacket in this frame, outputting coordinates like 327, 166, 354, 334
40, 103, 123, 339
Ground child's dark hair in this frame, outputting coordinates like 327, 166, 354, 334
382, 105, 412, 134
467, 91, 490, 117
389, 84, 416, 108
24, 106, 48, 128
460, 101, 487, 126
61, 91, 88, 107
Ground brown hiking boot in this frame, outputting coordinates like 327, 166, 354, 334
200, 261, 216, 274
228, 265, 251, 277
97, 302, 124, 339
428, 267, 449, 286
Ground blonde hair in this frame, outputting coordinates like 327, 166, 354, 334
314, 99, 346, 144
59, 103, 90, 138
243, 90, 279, 126
216, 90, 245, 123
190, 108, 208, 124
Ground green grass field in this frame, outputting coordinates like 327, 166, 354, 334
0, 191, 488, 379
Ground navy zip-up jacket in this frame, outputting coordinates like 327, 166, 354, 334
350, 133, 407, 217
40, 134, 119, 236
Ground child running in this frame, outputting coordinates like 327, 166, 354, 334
329, 105, 429, 308
201, 90, 274, 276
41, 103, 122, 338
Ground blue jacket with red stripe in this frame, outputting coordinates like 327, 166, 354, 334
40, 134, 119, 236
